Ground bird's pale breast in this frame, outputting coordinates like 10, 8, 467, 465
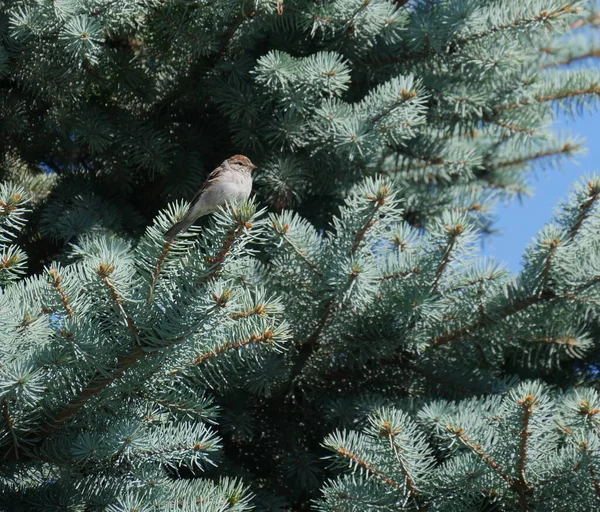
201, 170, 252, 213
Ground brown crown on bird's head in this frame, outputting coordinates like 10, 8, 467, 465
227, 154, 256, 171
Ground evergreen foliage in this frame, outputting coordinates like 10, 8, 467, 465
0, 0, 600, 510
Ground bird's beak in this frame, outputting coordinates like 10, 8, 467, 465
249, 163, 257, 170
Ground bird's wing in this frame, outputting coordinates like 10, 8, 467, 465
189, 161, 230, 205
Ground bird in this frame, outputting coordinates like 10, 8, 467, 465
164, 154, 256, 241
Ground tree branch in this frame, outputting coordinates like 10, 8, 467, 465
352, 198, 386, 254
98, 265, 139, 342
382, 424, 424, 510
38, 345, 145, 439
377, 268, 419, 281
430, 292, 555, 348
275, 228, 323, 276
48, 268, 73, 318
333, 446, 400, 489
200, 220, 250, 284
146, 240, 173, 304
539, 238, 560, 292
431, 275, 600, 349
484, 117, 535, 135
490, 143, 580, 169
542, 50, 600, 68
454, 5, 580, 47
449, 426, 517, 489
192, 329, 275, 366
432, 226, 462, 292
568, 180, 600, 241
516, 395, 535, 510
35, 228, 245, 440
499, 85, 600, 112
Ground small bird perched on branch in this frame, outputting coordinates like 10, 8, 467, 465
164, 154, 256, 241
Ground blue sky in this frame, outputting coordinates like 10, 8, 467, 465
482, 110, 599, 273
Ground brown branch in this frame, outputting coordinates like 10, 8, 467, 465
335, 446, 400, 489
480, 177, 529, 195
352, 198, 386, 254
36, 265, 145, 438
381, 424, 423, 509
146, 240, 173, 304
454, 5, 580, 46
568, 180, 600, 241
275, 228, 323, 276
48, 268, 73, 318
98, 267, 138, 341
431, 275, 600, 349
539, 238, 560, 291
377, 268, 419, 281
370, 89, 418, 126
308, 298, 335, 345
283, 193, 390, 387
150, 397, 213, 417
279, 189, 393, 394
39, 346, 146, 439
542, 50, 600, 68
211, 5, 255, 63
446, 274, 504, 295
430, 292, 554, 348
279, 298, 336, 397
449, 426, 516, 488
200, 221, 249, 284
355, 5, 578, 69
534, 85, 600, 104
529, 335, 578, 346
491, 143, 580, 169
28, 221, 250, 444
516, 396, 536, 510
390, 146, 471, 171
405, 158, 471, 171
152, 1, 253, 61
485, 117, 535, 135
230, 304, 268, 320
432, 226, 462, 292
193, 329, 275, 365
136, 442, 213, 459
152, 4, 256, 111
500, 85, 600, 112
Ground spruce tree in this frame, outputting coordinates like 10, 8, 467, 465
1, 0, 600, 510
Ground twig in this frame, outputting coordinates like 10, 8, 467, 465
147, 240, 173, 304
432, 227, 461, 292
48, 268, 74, 318
192, 330, 275, 365
517, 395, 535, 510
567, 181, 600, 241
490, 143, 580, 169
334, 446, 400, 489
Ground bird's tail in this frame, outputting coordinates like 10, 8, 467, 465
163, 216, 197, 241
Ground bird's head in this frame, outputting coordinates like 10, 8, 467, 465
227, 154, 257, 172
